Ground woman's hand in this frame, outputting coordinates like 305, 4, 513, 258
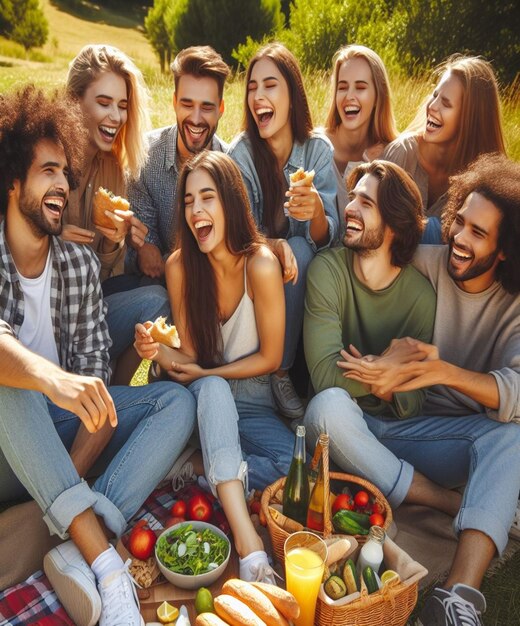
167, 361, 206, 384
61, 224, 95, 244
285, 184, 324, 222
268, 238, 298, 284
134, 321, 159, 361
125, 213, 148, 250
96, 209, 132, 245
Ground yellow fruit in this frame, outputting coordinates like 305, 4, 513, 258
381, 570, 400, 586
195, 587, 215, 615
157, 600, 179, 623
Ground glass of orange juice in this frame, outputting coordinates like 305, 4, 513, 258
284, 531, 327, 626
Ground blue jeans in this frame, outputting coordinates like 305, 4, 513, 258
188, 375, 295, 492
0, 383, 196, 539
283, 236, 315, 370
304, 387, 520, 555
105, 285, 170, 360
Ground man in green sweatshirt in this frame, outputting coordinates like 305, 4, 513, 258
308, 154, 520, 626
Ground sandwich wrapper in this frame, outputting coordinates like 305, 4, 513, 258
285, 168, 315, 220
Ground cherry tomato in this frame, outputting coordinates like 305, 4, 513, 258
354, 490, 370, 509
369, 513, 385, 527
332, 493, 355, 514
171, 500, 187, 518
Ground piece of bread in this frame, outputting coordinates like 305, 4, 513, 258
289, 167, 315, 187
196, 614, 230, 626
92, 186, 131, 229
214, 595, 267, 626
222, 580, 288, 626
149, 316, 181, 348
250, 583, 300, 621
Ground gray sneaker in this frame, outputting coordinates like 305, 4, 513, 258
418, 584, 486, 626
271, 373, 304, 419
44, 540, 101, 626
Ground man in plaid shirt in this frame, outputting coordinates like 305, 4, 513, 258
0, 87, 196, 626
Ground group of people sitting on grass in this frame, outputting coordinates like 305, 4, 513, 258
0, 40, 518, 626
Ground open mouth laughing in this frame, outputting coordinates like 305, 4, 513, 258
43, 192, 66, 219
193, 219, 213, 242
426, 115, 442, 130
345, 216, 364, 233
255, 106, 274, 127
99, 124, 119, 143
344, 105, 361, 119
184, 122, 209, 144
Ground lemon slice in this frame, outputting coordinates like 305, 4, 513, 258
381, 569, 400, 585
157, 600, 179, 623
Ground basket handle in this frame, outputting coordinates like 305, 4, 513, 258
310, 433, 333, 539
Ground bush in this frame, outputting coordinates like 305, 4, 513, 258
0, 0, 48, 51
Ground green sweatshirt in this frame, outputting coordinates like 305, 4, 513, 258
304, 247, 436, 418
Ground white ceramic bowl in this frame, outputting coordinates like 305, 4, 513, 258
155, 521, 230, 589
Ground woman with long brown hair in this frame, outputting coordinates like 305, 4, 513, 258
134, 150, 294, 583
384, 54, 506, 243
229, 42, 338, 419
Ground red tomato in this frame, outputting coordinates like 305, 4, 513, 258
354, 490, 370, 509
332, 493, 355, 514
250, 500, 262, 515
128, 522, 156, 560
372, 501, 386, 516
187, 494, 212, 522
369, 513, 385, 527
171, 500, 187, 518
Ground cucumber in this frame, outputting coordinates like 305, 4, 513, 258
340, 509, 371, 529
341, 559, 358, 595
332, 510, 369, 535
324, 575, 347, 600
363, 566, 379, 594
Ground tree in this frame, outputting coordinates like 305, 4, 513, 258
0, 0, 48, 51
145, 0, 174, 73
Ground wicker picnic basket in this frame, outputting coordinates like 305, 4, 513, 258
261, 433, 424, 626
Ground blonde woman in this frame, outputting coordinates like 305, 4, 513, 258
65, 44, 169, 381
384, 54, 506, 243
325, 45, 397, 235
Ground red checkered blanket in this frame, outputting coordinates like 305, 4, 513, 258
0, 485, 182, 625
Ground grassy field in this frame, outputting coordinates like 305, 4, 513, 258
0, 0, 518, 159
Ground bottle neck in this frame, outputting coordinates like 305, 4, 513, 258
293, 425, 306, 460
367, 525, 386, 545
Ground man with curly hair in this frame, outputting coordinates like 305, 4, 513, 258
334, 153, 520, 626
0, 86, 196, 626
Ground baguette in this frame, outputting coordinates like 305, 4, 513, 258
149, 316, 181, 349
214, 594, 267, 626
222, 580, 288, 626
92, 186, 131, 229
250, 583, 300, 621
196, 613, 231, 626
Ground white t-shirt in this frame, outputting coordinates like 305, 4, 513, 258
17, 250, 60, 365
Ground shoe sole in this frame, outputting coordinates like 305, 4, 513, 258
43, 551, 101, 626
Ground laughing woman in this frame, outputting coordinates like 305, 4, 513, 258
384, 54, 506, 243
228, 42, 338, 419
65, 45, 169, 381
324, 45, 397, 237
134, 150, 294, 583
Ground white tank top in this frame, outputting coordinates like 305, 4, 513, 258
220, 259, 259, 363
17, 249, 60, 365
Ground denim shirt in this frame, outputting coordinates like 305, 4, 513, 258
228, 131, 338, 251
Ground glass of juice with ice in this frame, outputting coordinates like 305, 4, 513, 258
284, 531, 327, 626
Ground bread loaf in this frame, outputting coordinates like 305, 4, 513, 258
196, 613, 230, 626
149, 316, 180, 349
250, 583, 300, 620
222, 579, 288, 626
214, 594, 267, 626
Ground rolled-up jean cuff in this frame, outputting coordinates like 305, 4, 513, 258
91, 491, 128, 538
209, 458, 248, 498
454, 506, 508, 555
43, 479, 98, 539
386, 459, 414, 509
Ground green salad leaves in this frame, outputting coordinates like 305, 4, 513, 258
156, 524, 229, 576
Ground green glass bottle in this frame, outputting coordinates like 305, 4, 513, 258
282, 425, 310, 525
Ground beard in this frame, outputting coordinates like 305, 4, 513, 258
178, 120, 216, 155
343, 221, 385, 254
447, 240, 500, 282
19, 188, 63, 238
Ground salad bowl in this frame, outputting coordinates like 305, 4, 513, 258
155, 520, 231, 589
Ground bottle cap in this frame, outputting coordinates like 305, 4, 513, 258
296, 424, 306, 436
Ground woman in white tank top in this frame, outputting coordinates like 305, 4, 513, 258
134, 151, 295, 583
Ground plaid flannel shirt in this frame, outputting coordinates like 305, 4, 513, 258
0, 221, 112, 384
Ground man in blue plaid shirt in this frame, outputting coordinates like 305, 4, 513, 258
0, 86, 196, 626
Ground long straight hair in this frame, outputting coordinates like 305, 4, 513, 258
407, 55, 506, 174
325, 45, 397, 146
176, 151, 265, 367
67, 44, 151, 179
243, 43, 313, 236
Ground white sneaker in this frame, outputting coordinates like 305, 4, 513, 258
98, 559, 144, 626
43, 540, 101, 626
239, 550, 276, 585
164, 445, 197, 492
271, 374, 305, 419
510, 499, 520, 540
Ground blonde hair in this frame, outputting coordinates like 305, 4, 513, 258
325, 45, 397, 146
67, 44, 151, 179
407, 54, 506, 174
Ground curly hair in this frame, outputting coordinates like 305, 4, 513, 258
441, 153, 520, 294
0, 85, 87, 216
347, 160, 425, 267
